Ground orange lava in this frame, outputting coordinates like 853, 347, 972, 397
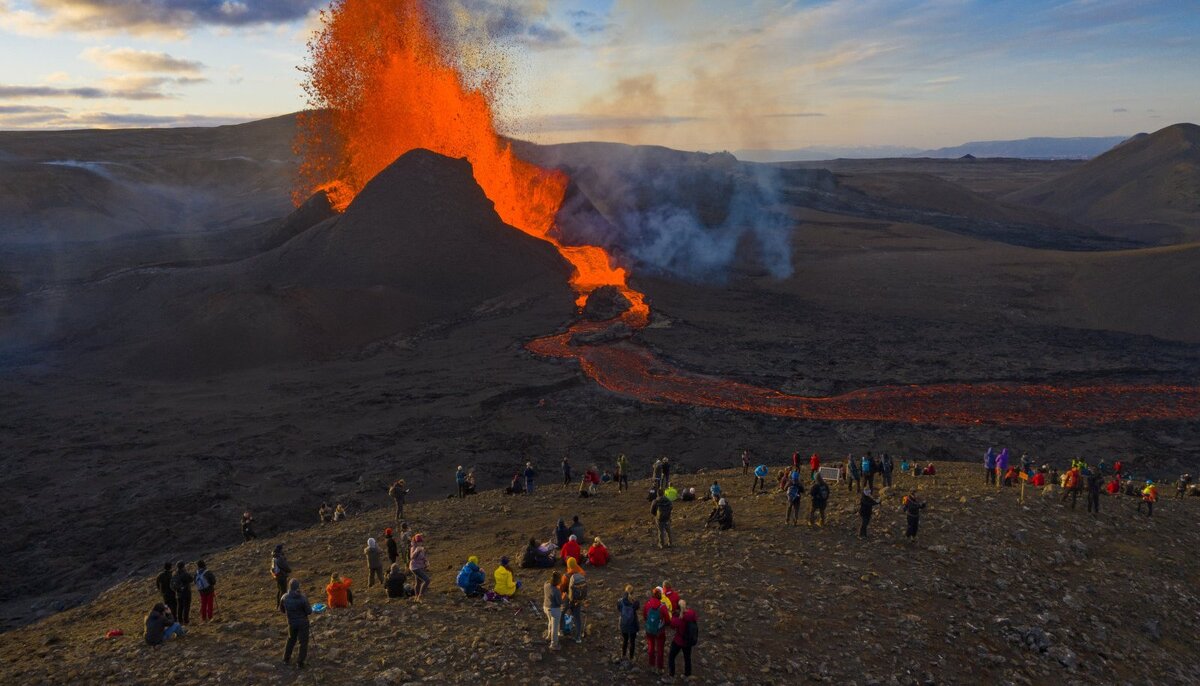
295, 0, 646, 318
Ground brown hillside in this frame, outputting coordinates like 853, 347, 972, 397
1007, 123, 1200, 243
1, 463, 1196, 685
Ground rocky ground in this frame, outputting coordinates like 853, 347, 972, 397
1, 463, 1196, 685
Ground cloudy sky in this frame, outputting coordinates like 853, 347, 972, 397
1, 0, 1197, 150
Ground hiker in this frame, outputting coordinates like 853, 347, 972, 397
194, 560, 217, 622
881, 453, 894, 487
585, 465, 601, 495
1105, 475, 1121, 495
271, 544, 292, 608
384, 528, 399, 565
1086, 469, 1102, 514
280, 579, 311, 669
409, 534, 430, 600
617, 453, 630, 492
1003, 466, 1018, 487
398, 522, 412, 567
923, 463, 936, 476
1032, 471, 1047, 488
155, 562, 177, 617
171, 562, 192, 625
643, 588, 668, 672
494, 556, 518, 597
651, 489, 674, 548
507, 473, 523, 495
365, 538, 385, 588
809, 452, 821, 478
680, 487, 697, 501
1139, 481, 1159, 516
566, 557, 588, 643
861, 453, 874, 490
326, 573, 353, 608
522, 537, 555, 568
995, 449, 1010, 487
752, 464, 768, 494
669, 599, 698, 678
577, 475, 591, 498
456, 466, 468, 498
554, 519, 571, 547
846, 454, 861, 493
809, 473, 830, 526
786, 476, 804, 525
463, 471, 478, 496
706, 498, 734, 530
385, 562, 409, 598
617, 585, 640, 662
1178, 474, 1193, 500
661, 457, 672, 487
562, 457, 572, 487
741, 450, 750, 475
984, 447, 996, 485
664, 485, 680, 501
388, 479, 408, 521
543, 572, 563, 650
524, 461, 536, 494
241, 511, 256, 542
332, 504, 347, 522
858, 488, 881, 538
901, 493, 925, 539
144, 603, 185, 646
318, 502, 333, 524
561, 535, 582, 566
709, 481, 722, 501
569, 515, 586, 542
652, 458, 664, 490
1062, 465, 1082, 508
587, 536, 610, 566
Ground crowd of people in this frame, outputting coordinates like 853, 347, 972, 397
139, 446, 1192, 679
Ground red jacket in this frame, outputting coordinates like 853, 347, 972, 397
1032, 473, 1046, 487
671, 609, 698, 646
586, 544, 609, 567
809, 454, 820, 471
561, 540, 581, 564
663, 586, 680, 613
643, 597, 665, 633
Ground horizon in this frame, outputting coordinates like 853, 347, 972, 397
1, 1, 1198, 149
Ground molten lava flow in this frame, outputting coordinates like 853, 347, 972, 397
295, 0, 646, 319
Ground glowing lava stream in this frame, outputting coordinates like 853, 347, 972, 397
299, 0, 1198, 427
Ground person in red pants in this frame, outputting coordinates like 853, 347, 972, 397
195, 560, 217, 621
643, 588, 667, 672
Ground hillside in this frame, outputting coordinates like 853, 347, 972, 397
916, 136, 1127, 160
1, 463, 1196, 685
1007, 123, 1200, 243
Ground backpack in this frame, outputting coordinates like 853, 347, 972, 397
619, 600, 636, 628
195, 571, 211, 592
645, 605, 664, 636
684, 619, 699, 647
569, 574, 588, 603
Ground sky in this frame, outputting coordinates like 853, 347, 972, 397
0, 0, 1197, 150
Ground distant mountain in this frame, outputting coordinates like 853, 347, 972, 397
915, 136, 1128, 160
733, 145, 922, 163
1006, 123, 1200, 243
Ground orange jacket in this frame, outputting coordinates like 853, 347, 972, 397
326, 578, 352, 608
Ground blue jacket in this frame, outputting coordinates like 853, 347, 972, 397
860, 457, 872, 474
456, 562, 485, 595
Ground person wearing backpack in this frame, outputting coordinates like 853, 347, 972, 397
643, 588, 667, 672
809, 473, 830, 526
616, 585, 640, 661
543, 571, 563, 650
365, 537, 385, 588
388, 479, 408, 522
861, 453, 874, 490
786, 476, 804, 525
901, 493, 926, 539
651, 491, 673, 549
194, 560, 217, 622
566, 558, 588, 644
668, 599, 698, 678
170, 561, 192, 625
271, 545, 292, 609
846, 454, 861, 493
241, 511, 256, 542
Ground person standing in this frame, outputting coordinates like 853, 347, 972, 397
271, 544, 292, 609
388, 480, 408, 522
241, 511, 256, 542
524, 461, 537, 495
651, 490, 674, 549
741, 450, 750, 475
751, 464, 768, 494
1177, 473, 1193, 500
194, 560, 217, 622
652, 458, 664, 491
786, 477, 804, 526
901, 493, 925, 539
860, 453, 874, 491
995, 449, 1010, 490
409, 534, 430, 600
881, 453, 894, 488
643, 588, 667, 673
561, 457, 572, 487
566, 558, 588, 644
858, 488, 880, 538
1086, 469, 1102, 514
543, 572, 563, 650
661, 457, 672, 488
280, 579, 311, 669
847, 454, 861, 493
616, 454, 630, 492
809, 473, 830, 526
668, 600, 698, 678
455, 466, 467, 498
984, 447, 996, 485
809, 453, 821, 479
170, 562, 192, 625
1139, 481, 1159, 516
365, 538, 385, 588
155, 562, 177, 618
384, 528, 399, 566
617, 585, 640, 662
398, 522, 412, 567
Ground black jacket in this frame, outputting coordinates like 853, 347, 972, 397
280, 590, 312, 626
651, 496, 673, 522
859, 494, 880, 516
156, 570, 175, 599
170, 570, 192, 597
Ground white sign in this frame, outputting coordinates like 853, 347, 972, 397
819, 466, 841, 482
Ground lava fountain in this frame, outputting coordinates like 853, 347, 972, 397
297, 0, 1199, 427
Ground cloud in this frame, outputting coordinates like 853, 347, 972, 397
82, 47, 206, 74
0, 74, 206, 101
0, 0, 324, 36
566, 9, 611, 36
519, 113, 702, 133
1112, 107, 1128, 113
430, 0, 579, 50
924, 75, 962, 86
0, 107, 257, 129
762, 112, 826, 118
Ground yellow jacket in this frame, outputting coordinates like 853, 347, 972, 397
494, 565, 517, 596
1142, 485, 1158, 502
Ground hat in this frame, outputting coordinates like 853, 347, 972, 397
500, 556, 510, 566
385, 528, 393, 536
569, 534, 577, 541
468, 555, 479, 565
412, 534, 424, 543
719, 498, 727, 506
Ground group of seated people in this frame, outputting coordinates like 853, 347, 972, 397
318, 502, 348, 523
455, 555, 520, 599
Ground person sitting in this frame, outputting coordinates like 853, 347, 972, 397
332, 504, 347, 522
601, 470, 613, 484
577, 476, 591, 498
325, 573, 353, 608
1003, 466, 1018, 486
586, 536, 610, 567
385, 563, 409, 598
456, 556, 486, 597
569, 516, 585, 542
318, 502, 333, 524
680, 487, 696, 502
554, 519, 571, 547
521, 538, 556, 569
463, 472, 478, 496
506, 473, 523, 495
706, 498, 734, 530
493, 557, 518, 597
561, 535, 582, 566
646, 487, 659, 502
1032, 471, 1047, 487
144, 603, 185, 645
922, 463, 936, 476
664, 485, 679, 501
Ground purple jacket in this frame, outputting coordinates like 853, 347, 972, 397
995, 448, 1009, 471
984, 448, 996, 469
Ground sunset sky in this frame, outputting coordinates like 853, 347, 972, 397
1, 0, 1197, 150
